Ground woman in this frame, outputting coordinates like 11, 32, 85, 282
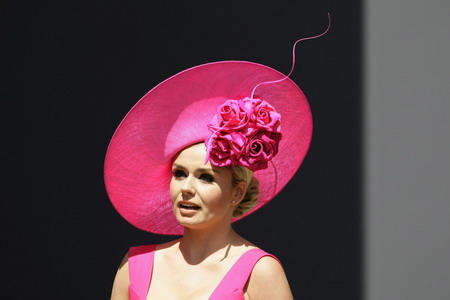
112, 142, 293, 299
105, 58, 315, 299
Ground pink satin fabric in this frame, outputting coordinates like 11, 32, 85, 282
128, 245, 278, 300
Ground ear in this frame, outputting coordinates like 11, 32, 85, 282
231, 181, 247, 206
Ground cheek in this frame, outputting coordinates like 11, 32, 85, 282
201, 187, 230, 209
169, 179, 178, 202
203, 190, 222, 204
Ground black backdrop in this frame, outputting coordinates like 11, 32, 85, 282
1, 1, 362, 299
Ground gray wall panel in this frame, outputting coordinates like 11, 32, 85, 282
364, 0, 450, 299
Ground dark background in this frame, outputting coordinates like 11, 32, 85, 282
1, 1, 361, 299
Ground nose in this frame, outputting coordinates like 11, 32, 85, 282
180, 175, 196, 196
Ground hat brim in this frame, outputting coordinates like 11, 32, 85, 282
104, 61, 312, 235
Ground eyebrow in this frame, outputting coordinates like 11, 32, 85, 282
172, 163, 221, 174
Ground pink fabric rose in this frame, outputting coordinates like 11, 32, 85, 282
210, 100, 250, 131
205, 97, 282, 171
251, 99, 281, 132
208, 131, 246, 167
238, 129, 282, 171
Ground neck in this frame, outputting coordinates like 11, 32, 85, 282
178, 222, 237, 263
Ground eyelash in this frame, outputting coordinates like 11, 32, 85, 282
172, 170, 215, 183
199, 173, 214, 183
173, 170, 187, 179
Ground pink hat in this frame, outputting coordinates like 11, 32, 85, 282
104, 61, 312, 235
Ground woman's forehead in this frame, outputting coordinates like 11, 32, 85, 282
174, 143, 207, 163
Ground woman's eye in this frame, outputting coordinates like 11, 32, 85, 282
173, 170, 187, 179
199, 173, 214, 183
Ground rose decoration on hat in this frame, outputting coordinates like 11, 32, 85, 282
205, 97, 282, 171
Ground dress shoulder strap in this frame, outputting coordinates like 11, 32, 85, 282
128, 244, 157, 300
210, 248, 280, 299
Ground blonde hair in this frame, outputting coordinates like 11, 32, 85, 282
230, 166, 259, 218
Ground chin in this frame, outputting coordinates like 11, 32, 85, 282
176, 214, 204, 224
177, 219, 208, 231
176, 213, 232, 232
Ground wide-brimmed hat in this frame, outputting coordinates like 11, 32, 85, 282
104, 60, 312, 235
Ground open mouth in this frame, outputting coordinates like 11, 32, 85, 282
179, 203, 201, 210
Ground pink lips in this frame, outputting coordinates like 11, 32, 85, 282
178, 201, 201, 211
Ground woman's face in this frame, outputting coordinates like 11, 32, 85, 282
170, 143, 237, 230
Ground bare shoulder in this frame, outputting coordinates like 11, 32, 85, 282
246, 255, 294, 300
111, 252, 130, 300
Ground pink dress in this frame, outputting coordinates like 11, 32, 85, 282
128, 245, 279, 300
